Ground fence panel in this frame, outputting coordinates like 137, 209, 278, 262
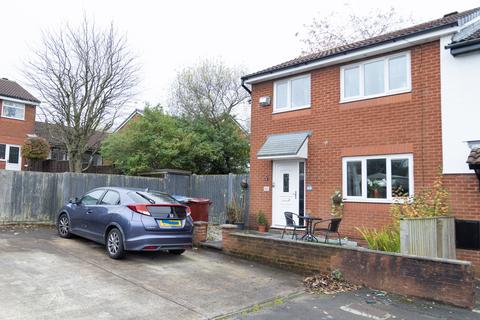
0, 170, 250, 224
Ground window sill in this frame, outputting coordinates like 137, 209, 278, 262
1, 115, 25, 121
340, 89, 411, 104
272, 106, 311, 114
343, 198, 395, 204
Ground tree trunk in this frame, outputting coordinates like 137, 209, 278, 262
68, 153, 83, 173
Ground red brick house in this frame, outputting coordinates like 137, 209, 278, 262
242, 8, 480, 270
0, 79, 40, 171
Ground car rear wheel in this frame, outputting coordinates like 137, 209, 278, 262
58, 214, 72, 238
168, 249, 185, 255
106, 228, 125, 259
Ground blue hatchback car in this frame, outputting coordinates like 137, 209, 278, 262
55, 187, 194, 259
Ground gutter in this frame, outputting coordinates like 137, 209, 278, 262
445, 37, 480, 55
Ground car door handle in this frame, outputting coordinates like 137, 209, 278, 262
86, 210, 93, 214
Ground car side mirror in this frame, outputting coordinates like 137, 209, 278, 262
69, 197, 81, 205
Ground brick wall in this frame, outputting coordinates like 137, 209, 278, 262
0, 100, 37, 170
193, 221, 208, 245
222, 230, 475, 309
444, 174, 480, 273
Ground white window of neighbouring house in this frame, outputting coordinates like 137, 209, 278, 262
1, 100, 25, 120
342, 154, 413, 202
340, 51, 411, 102
274, 74, 310, 112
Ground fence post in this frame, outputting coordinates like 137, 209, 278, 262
227, 173, 233, 205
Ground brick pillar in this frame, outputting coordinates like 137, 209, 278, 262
221, 224, 239, 253
193, 221, 208, 245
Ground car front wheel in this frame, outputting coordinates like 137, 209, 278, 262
58, 214, 72, 238
106, 228, 125, 259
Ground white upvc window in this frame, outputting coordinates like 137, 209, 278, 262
273, 74, 311, 113
340, 51, 411, 102
1, 100, 25, 120
342, 154, 414, 203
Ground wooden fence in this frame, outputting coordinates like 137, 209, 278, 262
0, 170, 249, 224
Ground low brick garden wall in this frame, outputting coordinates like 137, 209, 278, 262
221, 226, 475, 309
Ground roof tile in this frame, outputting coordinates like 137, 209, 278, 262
243, 7, 480, 80
467, 148, 480, 166
0, 78, 40, 103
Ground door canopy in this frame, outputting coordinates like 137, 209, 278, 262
257, 131, 311, 160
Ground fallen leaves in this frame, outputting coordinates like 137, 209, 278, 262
303, 272, 361, 295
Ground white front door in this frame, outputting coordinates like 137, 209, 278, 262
5, 145, 21, 171
272, 160, 304, 227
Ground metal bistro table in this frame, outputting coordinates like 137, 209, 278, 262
300, 215, 322, 242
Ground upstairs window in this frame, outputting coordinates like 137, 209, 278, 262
1, 100, 25, 120
340, 52, 411, 102
274, 74, 310, 112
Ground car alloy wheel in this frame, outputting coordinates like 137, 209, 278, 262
108, 231, 120, 255
106, 228, 125, 259
58, 214, 71, 238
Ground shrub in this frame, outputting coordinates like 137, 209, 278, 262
23, 137, 50, 160
257, 210, 267, 226
226, 196, 243, 223
390, 173, 449, 220
356, 226, 400, 252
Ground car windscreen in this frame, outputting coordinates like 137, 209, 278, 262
127, 191, 179, 204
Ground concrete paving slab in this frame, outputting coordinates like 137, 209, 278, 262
0, 226, 303, 320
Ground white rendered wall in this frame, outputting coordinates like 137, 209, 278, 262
440, 35, 480, 174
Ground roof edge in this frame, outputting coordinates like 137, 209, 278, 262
242, 23, 457, 82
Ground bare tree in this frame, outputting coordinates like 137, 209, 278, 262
170, 59, 249, 124
24, 17, 139, 172
296, 6, 416, 55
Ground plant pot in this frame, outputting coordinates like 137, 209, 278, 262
258, 225, 267, 233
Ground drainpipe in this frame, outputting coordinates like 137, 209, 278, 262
241, 79, 252, 95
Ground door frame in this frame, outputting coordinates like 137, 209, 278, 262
271, 159, 306, 228
5, 144, 21, 171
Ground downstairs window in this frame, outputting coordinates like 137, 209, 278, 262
342, 154, 413, 202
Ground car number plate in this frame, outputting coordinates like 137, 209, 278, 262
159, 219, 182, 227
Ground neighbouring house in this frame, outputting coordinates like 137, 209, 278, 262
0, 78, 40, 171
34, 121, 107, 167
114, 109, 144, 132
242, 8, 480, 271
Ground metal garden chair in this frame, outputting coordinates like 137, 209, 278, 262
281, 211, 306, 240
313, 218, 342, 245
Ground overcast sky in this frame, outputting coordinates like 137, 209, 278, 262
1, 0, 478, 122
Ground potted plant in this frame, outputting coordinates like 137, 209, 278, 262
330, 190, 344, 217
257, 210, 268, 233
367, 179, 384, 198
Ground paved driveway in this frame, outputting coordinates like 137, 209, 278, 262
0, 226, 303, 320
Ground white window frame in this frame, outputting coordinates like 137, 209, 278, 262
340, 51, 411, 103
273, 74, 311, 113
1, 100, 25, 120
342, 153, 414, 203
